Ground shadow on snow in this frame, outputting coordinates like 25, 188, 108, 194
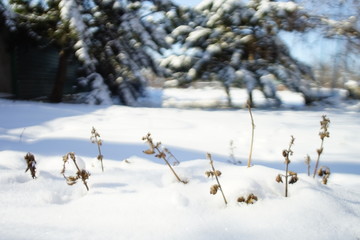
1, 137, 359, 175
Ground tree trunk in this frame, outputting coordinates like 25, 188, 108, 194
247, 90, 254, 108
224, 85, 232, 107
49, 49, 69, 103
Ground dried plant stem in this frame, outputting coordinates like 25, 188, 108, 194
164, 148, 180, 166
96, 137, 104, 172
284, 136, 295, 197
154, 144, 186, 184
91, 127, 104, 172
313, 139, 324, 178
247, 101, 255, 168
284, 159, 290, 197
19, 128, 26, 143
276, 136, 297, 197
142, 133, 186, 184
73, 158, 89, 191
207, 153, 228, 205
313, 115, 330, 178
305, 155, 311, 176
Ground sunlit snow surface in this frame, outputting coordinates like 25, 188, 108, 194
0, 90, 359, 239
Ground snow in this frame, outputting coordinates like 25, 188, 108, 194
58, 0, 96, 69
160, 55, 192, 69
206, 43, 221, 54
172, 25, 193, 37
186, 27, 212, 43
0, 89, 360, 240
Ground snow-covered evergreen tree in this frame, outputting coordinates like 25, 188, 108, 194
0, 1, 16, 31
88, 0, 173, 105
2, 0, 173, 105
162, 0, 316, 106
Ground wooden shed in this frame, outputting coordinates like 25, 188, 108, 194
0, 26, 79, 100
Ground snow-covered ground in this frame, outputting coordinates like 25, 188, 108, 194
0, 88, 359, 240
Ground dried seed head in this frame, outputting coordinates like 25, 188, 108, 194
24, 153, 37, 179
289, 175, 298, 184
318, 166, 331, 184
205, 171, 212, 178
66, 180, 77, 186
290, 135, 295, 145
215, 170, 222, 177
238, 194, 258, 204
322, 177, 328, 185
249, 194, 258, 201
317, 148, 323, 155
155, 152, 166, 159
276, 174, 283, 183
246, 194, 258, 204
63, 154, 69, 163
210, 184, 219, 195
79, 169, 90, 180
143, 149, 155, 155
282, 150, 288, 157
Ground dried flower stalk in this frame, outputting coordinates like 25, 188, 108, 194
91, 127, 104, 172
229, 140, 241, 165
276, 136, 298, 197
305, 155, 311, 176
142, 133, 187, 184
61, 152, 90, 191
24, 152, 37, 179
206, 153, 228, 205
247, 100, 255, 167
313, 115, 330, 178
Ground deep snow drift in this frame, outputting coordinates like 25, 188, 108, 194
0, 92, 359, 240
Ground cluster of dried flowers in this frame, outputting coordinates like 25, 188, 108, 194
205, 153, 228, 205
237, 194, 258, 204
317, 166, 331, 184
61, 152, 91, 191
24, 152, 37, 179
313, 115, 331, 179
276, 136, 298, 197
